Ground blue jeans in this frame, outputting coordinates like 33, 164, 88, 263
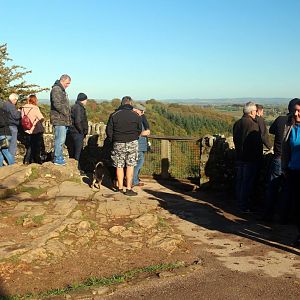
235, 161, 259, 211
0, 136, 15, 166
133, 151, 145, 185
54, 126, 67, 161
8, 125, 18, 157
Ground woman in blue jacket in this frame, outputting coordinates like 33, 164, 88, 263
282, 98, 300, 247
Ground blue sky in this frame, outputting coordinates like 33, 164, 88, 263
1, 0, 300, 100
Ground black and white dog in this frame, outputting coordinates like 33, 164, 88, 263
92, 161, 105, 190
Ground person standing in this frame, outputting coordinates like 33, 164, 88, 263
233, 102, 263, 212
256, 104, 272, 150
67, 93, 88, 173
263, 98, 299, 222
281, 99, 300, 247
50, 74, 71, 166
0, 103, 14, 167
106, 96, 142, 196
132, 104, 150, 187
21, 95, 44, 164
3, 93, 21, 158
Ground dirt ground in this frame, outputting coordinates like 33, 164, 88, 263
1, 163, 300, 299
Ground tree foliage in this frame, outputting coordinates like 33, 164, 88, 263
0, 43, 48, 102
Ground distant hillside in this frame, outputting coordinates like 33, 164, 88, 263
39, 97, 290, 106
158, 98, 290, 105
38, 99, 235, 137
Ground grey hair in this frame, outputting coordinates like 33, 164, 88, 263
60, 74, 71, 81
243, 101, 257, 114
9, 93, 19, 101
121, 96, 132, 105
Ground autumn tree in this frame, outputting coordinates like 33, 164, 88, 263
0, 43, 48, 102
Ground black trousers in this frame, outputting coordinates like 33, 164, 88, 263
24, 132, 43, 164
287, 169, 300, 232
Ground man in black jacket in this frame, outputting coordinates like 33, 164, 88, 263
3, 93, 21, 158
67, 93, 88, 172
263, 98, 300, 222
233, 102, 263, 212
106, 96, 142, 196
50, 74, 71, 166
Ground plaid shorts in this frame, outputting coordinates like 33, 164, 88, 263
111, 140, 138, 168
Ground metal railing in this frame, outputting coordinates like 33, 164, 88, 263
142, 135, 200, 180
43, 121, 201, 181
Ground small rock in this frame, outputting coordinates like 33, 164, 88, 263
23, 271, 33, 275
78, 221, 90, 230
158, 271, 173, 278
71, 210, 83, 219
22, 218, 34, 228
133, 214, 158, 229
109, 226, 126, 235
94, 286, 110, 295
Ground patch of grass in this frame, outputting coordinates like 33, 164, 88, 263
157, 216, 170, 229
18, 186, 46, 198
15, 214, 29, 225
90, 221, 97, 230
32, 215, 44, 225
27, 166, 39, 181
10, 261, 185, 299
7, 254, 21, 264
124, 221, 135, 229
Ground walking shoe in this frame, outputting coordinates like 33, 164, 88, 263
114, 188, 124, 193
133, 182, 145, 187
53, 158, 66, 166
124, 189, 138, 196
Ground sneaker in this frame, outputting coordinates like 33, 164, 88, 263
124, 189, 138, 196
133, 182, 145, 187
53, 158, 66, 166
114, 188, 123, 193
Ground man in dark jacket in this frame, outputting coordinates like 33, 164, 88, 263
3, 93, 21, 158
106, 96, 142, 196
67, 93, 88, 172
256, 104, 272, 150
233, 101, 263, 212
263, 98, 300, 222
0, 102, 15, 166
50, 74, 71, 165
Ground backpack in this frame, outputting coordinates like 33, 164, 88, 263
21, 108, 33, 130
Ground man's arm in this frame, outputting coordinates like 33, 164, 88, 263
105, 114, 114, 142
258, 117, 272, 149
51, 86, 69, 116
141, 114, 150, 130
73, 106, 83, 134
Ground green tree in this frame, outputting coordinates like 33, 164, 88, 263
0, 43, 48, 102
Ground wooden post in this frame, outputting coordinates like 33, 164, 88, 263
161, 139, 170, 178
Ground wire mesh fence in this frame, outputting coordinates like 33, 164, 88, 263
141, 137, 200, 180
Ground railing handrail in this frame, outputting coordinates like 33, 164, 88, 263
149, 135, 200, 141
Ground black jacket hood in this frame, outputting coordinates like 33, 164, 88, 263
52, 80, 65, 91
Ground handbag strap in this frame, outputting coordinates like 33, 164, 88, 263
22, 107, 33, 116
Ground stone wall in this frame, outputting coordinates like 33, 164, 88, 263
16, 122, 107, 167
199, 134, 273, 194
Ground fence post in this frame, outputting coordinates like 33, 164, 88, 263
161, 139, 170, 178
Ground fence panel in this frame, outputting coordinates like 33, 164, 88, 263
141, 137, 200, 180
